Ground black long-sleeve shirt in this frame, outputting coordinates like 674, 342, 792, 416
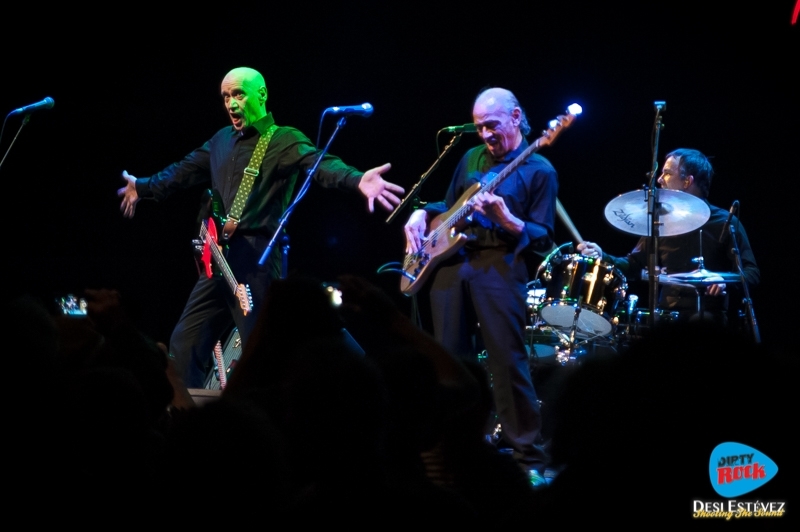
135, 113, 363, 239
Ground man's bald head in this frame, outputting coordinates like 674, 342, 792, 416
473, 87, 529, 159
221, 67, 268, 131
475, 88, 515, 111
475, 88, 531, 136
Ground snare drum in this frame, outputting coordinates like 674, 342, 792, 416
537, 254, 627, 337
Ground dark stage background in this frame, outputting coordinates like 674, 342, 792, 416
2, 3, 796, 352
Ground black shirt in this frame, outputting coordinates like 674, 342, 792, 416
135, 113, 363, 238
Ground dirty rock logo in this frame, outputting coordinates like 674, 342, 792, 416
709, 442, 777, 497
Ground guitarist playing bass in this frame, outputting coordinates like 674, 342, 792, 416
403, 88, 561, 485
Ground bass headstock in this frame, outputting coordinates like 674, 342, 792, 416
537, 103, 582, 148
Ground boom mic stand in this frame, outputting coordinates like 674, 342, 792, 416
385, 128, 469, 225
0, 115, 31, 172
258, 116, 348, 267
644, 101, 666, 328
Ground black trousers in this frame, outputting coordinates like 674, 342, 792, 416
428, 246, 548, 470
169, 234, 278, 388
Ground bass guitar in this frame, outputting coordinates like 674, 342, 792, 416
196, 189, 253, 315
400, 104, 581, 296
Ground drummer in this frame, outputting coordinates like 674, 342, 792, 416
577, 148, 760, 325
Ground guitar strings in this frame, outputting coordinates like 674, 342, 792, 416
200, 222, 238, 292
403, 136, 544, 269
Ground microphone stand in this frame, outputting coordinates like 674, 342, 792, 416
0, 115, 31, 171
258, 116, 347, 266
385, 130, 467, 224
728, 215, 761, 343
645, 101, 666, 328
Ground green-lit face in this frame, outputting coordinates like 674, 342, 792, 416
221, 70, 267, 131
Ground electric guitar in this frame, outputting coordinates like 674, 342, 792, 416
196, 189, 253, 315
400, 105, 581, 296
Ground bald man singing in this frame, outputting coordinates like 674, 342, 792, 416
404, 88, 557, 486
118, 67, 403, 388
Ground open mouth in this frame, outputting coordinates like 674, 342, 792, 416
230, 111, 243, 128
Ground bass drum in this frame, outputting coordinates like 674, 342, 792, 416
536, 254, 627, 337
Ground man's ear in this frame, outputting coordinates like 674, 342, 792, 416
684, 174, 694, 189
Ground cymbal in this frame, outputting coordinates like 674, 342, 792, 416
604, 189, 710, 237
659, 269, 742, 286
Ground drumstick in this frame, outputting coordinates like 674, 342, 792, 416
556, 198, 584, 243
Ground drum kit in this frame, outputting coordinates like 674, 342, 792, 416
526, 189, 745, 367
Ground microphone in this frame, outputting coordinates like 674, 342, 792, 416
719, 200, 738, 243
9, 97, 55, 116
443, 123, 477, 134
324, 103, 373, 117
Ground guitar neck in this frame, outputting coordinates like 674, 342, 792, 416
483, 137, 544, 196
444, 137, 546, 228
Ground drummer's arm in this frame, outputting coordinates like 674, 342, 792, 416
578, 241, 635, 279
707, 283, 726, 296
577, 241, 603, 259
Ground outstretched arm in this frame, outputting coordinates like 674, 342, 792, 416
117, 170, 139, 219
357, 163, 404, 212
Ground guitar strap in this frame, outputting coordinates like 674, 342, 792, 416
222, 123, 279, 240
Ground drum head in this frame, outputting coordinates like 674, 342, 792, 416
538, 300, 613, 337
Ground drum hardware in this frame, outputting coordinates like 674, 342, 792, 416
554, 342, 588, 366
552, 302, 589, 365
613, 305, 681, 344
535, 242, 575, 284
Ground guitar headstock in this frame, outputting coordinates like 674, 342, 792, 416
236, 284, 253, 315
538, 103, 582, 148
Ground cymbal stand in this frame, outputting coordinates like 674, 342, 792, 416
692, 229, 706, 318
645, 101, 667, 327
729, 217, 761, 343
